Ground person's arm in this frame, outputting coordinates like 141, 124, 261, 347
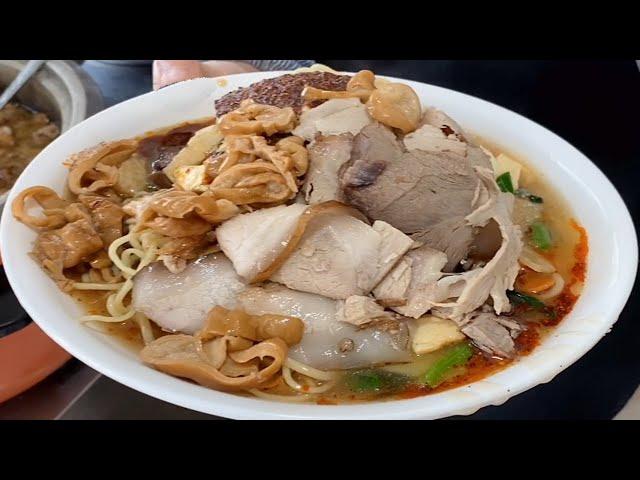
238, 60, 315, 71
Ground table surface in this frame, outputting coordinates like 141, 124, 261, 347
0, 60, 638, 420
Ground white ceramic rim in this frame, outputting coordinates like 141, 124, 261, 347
1, 71, 637, 419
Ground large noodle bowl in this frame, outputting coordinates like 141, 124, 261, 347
10, 67, 588, 404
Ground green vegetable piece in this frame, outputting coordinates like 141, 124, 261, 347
345, 369, 409, 393
515, 188, 544, 203
507, 291, 557, 319
530, 221, 553, 250
496, 172, 515, 193
423, 343, 474, 388
507, 290, 546, 309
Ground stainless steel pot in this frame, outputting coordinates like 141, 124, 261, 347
0, 60, 104, 206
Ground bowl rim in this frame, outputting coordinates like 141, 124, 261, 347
1, 71, 637, 419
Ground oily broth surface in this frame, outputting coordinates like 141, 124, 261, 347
68, 127, 586, 404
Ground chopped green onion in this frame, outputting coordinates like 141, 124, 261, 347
345, 369, 409, 393
423, 343, 474, 388
530, 222, 553, 251
507, 290, 546, 309
508, 290, 557, 319
496, 172, 515, 193
515, 188, 544, 203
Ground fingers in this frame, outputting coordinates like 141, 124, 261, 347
152, 60, 204, 90
200, 61, 260, 77
152, 60, 261, 91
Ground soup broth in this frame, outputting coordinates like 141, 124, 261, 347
69, 134, 587, 404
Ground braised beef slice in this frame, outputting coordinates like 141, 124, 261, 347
340, 122, 480, 271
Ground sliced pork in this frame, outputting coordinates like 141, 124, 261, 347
460, 311, 523, 358
303, 134, 353, 204
440, 168, 523, 319
403, 124, 467, 156
416, 107, 491, 170
373, 245, 448, 318
271, 215, 413, 299
337, 295, 394, 326
293, 98, 372, 142
132, 253, 246, 334
238, 284, 412, 370
216, 203, 307, 281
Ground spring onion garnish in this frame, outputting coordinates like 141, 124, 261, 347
530, 221, 553, 251
345, 369, 409, 393
423, 342, 474, 388
507, 290, 557, 319
496, 172, 515, 193
507, 290, 546, 309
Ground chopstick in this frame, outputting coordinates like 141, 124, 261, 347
0, 60, 47, 110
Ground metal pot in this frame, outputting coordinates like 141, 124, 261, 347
0, 60, 104, 206
0, 60, 103, 130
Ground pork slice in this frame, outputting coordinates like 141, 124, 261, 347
337, 295, 394, 326
341, 122, 480, 269
270, 214, 413, 299
432, 168, 523, 320
460, 311, 523, 358
303, 134, 353, 204
293, 98, 372, 142
403, 124, 467, 156
412, 218, 475, 272
374, 245, 448, 319
216, 203, 308, 281
411, 108, 491, 170
238, 284, 412, 370
452, 168, 523, 317
132, 253, 246, 334
421, 108, 465, 136
466, 145, 493, 170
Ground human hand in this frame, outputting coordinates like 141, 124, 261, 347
152, 60, 259, 90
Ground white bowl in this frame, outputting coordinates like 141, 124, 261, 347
1, 72, 636, 419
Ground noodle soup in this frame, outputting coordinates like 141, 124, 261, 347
10, 69, 587, 404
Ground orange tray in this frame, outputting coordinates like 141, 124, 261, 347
0, 322, 72, 404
